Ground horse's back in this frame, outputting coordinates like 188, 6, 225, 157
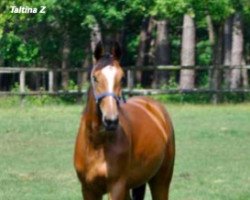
119, 96, 175, 187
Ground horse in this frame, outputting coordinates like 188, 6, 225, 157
74, 42, 175, 200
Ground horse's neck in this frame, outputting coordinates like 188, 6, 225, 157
84, 88, 103, 142
85, 88, 96, 114
85, 88, 101, 125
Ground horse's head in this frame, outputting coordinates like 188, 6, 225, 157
91, 42, 124, 131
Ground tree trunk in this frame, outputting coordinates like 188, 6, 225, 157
61, 32, 70, 90
142, 17, 155, 87
30, 72, 41, 90
206, 13, 215, 46
136, 17, 149, 85
206, 9, 224, 103
230, 13, 243, 89
211, 25, 223, 104
223, 16, 233, 88
136, 17, 154, 86
82, 45, 91, 84
153, 19, 170, 88
180, 14, 196, 90
241, 58, 248, 88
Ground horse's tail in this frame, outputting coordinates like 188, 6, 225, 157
132, 184, 146, 200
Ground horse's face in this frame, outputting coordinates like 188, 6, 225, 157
91, 42, 124, 131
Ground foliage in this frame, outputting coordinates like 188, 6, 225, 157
67, 80, 78, 91
0, 0, 249, 68
151, 0, 187, 19
7, 79, 85, 105
0, 0, 250, 100
154, 93, 211, 103
170, 36, 181, 65
196, 40, 212, 65
0, 94, 82, 107
160, 75, 178, 90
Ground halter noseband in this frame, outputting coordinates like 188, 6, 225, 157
94, 92, 123, 106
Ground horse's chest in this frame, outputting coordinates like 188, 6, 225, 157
84, 145, 127, 184
86, 159, 108, 183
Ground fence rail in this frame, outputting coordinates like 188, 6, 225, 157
0, 65, 249, 97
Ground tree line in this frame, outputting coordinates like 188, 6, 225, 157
0, 0, 250, 98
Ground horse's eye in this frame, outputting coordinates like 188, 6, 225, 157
92, 76, 98, 83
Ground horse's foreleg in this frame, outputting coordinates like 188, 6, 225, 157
108, 191, 131, 200
149, 183, 169, 200
81, 186, 102, 200
108, 180, 129, 200
148, 167, 173, 200
132, 184, 146, 200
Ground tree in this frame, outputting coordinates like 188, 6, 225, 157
180, 13, 196, 90
223, 16, 233, 87
151, 0, 186, 87
220, 0, 247, 91
153, 19, 170, 88
135, 17, 152, 84
0, 0, 250, 98
61, 31, 70, 90
230, 13, 244, 89
192, 0, 233, 102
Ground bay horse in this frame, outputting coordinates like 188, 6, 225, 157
74, 42, 175, 200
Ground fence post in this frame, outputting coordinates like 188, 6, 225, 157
49, 70, 54, 93
19, 69, 25, 93
127, 69, 134, 96
19, 69, 25, 104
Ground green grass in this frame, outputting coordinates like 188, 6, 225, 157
0, 104, 249, 200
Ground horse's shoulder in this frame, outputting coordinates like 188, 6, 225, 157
121, 96, 172, 129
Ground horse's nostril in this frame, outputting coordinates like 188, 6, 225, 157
104, 117, 119, 130
105, 118, 118, 126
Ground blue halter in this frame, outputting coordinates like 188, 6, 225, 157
93, 90, 126, 106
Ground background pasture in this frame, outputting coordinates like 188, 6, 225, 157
0, 103, 249, 200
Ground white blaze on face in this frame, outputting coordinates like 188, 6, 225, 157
100, 65, 117, 117
101, 65, 117, 93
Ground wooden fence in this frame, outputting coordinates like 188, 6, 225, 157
0, 66, 250, 97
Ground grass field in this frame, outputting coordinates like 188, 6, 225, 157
0, 103, 249, 200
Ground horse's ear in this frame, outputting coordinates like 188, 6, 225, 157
94, 41, 104, 61
111, 42, 122, 60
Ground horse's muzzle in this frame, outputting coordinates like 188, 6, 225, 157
103, 117, 119, 131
